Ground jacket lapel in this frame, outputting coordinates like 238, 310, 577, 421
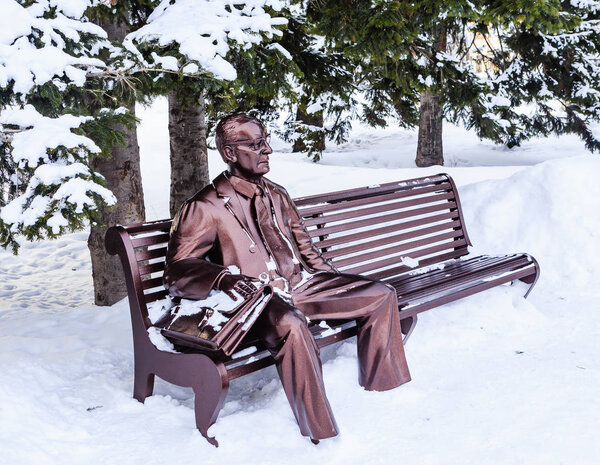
213, 172, 252, 233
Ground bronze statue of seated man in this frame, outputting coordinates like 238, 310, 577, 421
163, 113, 411, 443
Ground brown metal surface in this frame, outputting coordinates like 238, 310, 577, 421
298, 182, 453, 217
396, 259, 535, 303
141, 276, 164, 291
302, 191, 456, 227
395, 266, 538, 320
306, 201, 459, 238
369, 249, 470, 281
143, 289, 169, 303
131, 232, 170, 249
322, 219, 463, 259
135, 246, 169, 262
105, 172, 540, 446
293, 173, 449, 206
333, 230, 465, 269
344, 239, 469, 275
314, 211, 459, 249
138, 261, 165, 277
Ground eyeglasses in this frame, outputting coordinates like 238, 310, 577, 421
226, 134, 271, 152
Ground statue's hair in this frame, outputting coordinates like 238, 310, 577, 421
215, 113, 265, 159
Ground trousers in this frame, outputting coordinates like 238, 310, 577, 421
247, 272, 411, 440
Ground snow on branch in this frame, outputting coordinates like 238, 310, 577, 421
124, 0, 288, 81
0, 0, 109, 95
1, 105, 100, 167
0, 1, 129, 251
0, 105, 115, 248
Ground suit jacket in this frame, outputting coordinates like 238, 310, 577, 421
164, 172, 335, 300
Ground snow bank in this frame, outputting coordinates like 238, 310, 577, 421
461, 155, 600, 289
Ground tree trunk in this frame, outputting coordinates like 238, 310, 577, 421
415, 25, 446, 168
88, 19, 146, 306
88, 102, 146, 306
168, 91, 209, 217
292, 102, 325, 153
415, 90, 444, 167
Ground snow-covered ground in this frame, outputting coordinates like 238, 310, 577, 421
1, 98, 599, 465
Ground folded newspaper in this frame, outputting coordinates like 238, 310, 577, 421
153, 282, 273, 356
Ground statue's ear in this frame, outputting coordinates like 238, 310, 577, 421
223, 145, 237, 163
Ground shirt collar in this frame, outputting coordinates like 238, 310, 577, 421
226, 173, 264, 199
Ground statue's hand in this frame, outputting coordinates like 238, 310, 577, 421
218, 273, 258, 300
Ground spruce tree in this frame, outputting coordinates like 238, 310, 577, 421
0, 0, 135, 257
468, 0, 600, 152
278, 9, 356, 161
309, 0, 600, 165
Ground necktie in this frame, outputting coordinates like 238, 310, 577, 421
253, 185, 296, 280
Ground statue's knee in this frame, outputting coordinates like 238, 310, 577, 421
277, 308, 308, 335
368, 281, 397, 305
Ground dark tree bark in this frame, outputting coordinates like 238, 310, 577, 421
292, 102, 325, 153
88, 102, 146, 306
415, 27, 446, 167
415, 90, 444, 167
168, 90, 209, 217
88, 19, 145, 306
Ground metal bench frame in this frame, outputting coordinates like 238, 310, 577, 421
105, 173, 539, 446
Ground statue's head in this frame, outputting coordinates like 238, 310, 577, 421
216, 113, 272, 181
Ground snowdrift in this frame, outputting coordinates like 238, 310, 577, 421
1, 156, 599, 465
462, 155, 600, 290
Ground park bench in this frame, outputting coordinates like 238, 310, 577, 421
105, 172, 539, 446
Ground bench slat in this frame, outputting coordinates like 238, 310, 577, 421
396, 257, 533, 303
297, 182, 453, 217
345, 239, 468, 275
395, 266, 537, 321
303, 191, 456, 228
385, 255, 517, 289
323, 219, 463, 260
119, 220, 172, 235
139, 261, 166, 276
293, 174, 448, 207
142, 276, 164, 291
144, 289, 168, 303
333, 229, 465, 268
307, 201, 459, 238
313, 211, 459, 249
135, 246, 168, 262
372, 249, 469, 281
394, 256, 530, 298
131, 233, 170, 249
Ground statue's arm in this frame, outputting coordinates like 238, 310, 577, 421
163, 199, 228, 300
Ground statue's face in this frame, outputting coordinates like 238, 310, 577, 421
223, 120, 272, 181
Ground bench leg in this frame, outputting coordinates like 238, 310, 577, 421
400, 315, 418, 344
518, 255, 541, 298
133, 366, 155, 403
192, 360, 229, 448
519, 274, 538, 299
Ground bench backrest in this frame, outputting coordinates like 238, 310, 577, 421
294, 173, 471, 281
105, 173, 471, 330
